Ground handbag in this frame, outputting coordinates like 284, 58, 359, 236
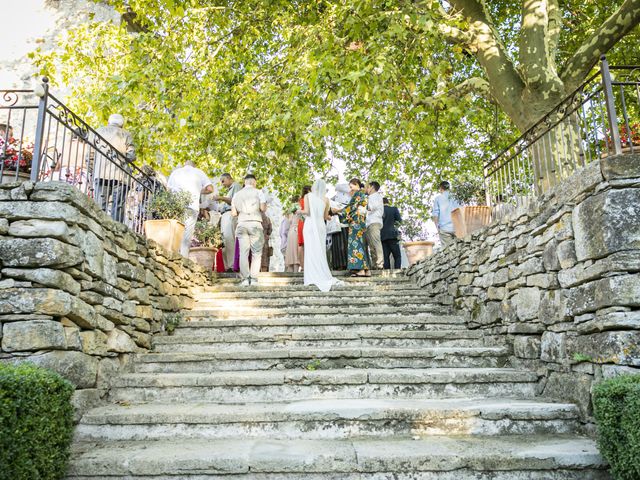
326, 215, 342, 234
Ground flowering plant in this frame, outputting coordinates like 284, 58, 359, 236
604, 122, 640, 148
618, 122, 640, 146
285, 201, 299, 215
0, 137, 34, 173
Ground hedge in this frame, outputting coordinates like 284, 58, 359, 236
593, 373, 640, 480
0, 362, 75, 480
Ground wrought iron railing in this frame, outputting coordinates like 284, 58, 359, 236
0, 78, 163, 234
484, 57, 640, 218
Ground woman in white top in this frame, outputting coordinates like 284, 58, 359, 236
300, 179, 342, 292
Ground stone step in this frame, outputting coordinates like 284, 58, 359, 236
75, 398, 582, 442
187, 305, 450, 319
137, 346, 510, 371
197, 288, 427, 300
213, 270, 408, 279
109, 368, 539, 403
201, 282, 421, 293
209, 276, 413, 287
166, 328, 485, 342
67, 436, 607, 479
154, 330, 498, 350
194, 295, 435, 309
180, 313, 463, 328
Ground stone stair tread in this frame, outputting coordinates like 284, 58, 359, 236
188, 306, 445, 317
113, 368, 538, 387
202, 283, 423, 293
182, 314, 462, 326
197, 289, 427, 300
194, 298, 435, 308
80, 398, 580, 425
68, 435, 605, 477
143, 346, 509, 359
160, 329, 484, 342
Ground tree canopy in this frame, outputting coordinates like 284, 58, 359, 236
32, 0, 640, 232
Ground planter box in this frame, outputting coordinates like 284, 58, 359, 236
188, 247, 218, 271
0, 171, 30, 184
600, 144, 640, 158
403, 241, 434, 267
144, 219, 185, 254
451, 206, 492, 239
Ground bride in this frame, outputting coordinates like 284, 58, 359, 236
300, 179, 342, 292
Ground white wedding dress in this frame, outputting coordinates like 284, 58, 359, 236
303, 189, 341, 292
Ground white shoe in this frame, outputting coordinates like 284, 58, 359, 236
250, 278, 259, 286
239, 279, 250, 287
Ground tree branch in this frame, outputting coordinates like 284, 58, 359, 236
447, 0, 526, 125
547, 0, 561, 70
561, 0, 640, 91
519, 0, 558, 87
412, 76, 494, 108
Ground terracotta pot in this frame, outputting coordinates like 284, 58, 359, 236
451, 206, 492, 239
144, 219, 185, 254
403, 241, 435, 266
0, 171, 30, 185
188, 246, 218, 270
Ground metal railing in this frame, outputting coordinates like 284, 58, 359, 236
484, 57, 640, 218
0, 78, 163, 234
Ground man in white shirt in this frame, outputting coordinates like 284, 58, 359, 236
365, 181, 384, 270
167, 161, 213, 257
215, 173, 242, 272
232, 175, 267, 286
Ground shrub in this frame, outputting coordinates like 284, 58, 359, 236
593, 373, 640, 480
163, 312, 183, 335
0, 362, 75, 480
193, 220, 223, 249
147, 189, 191, 222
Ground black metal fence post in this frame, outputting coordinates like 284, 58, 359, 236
30, 77, 49, 182
601, 56, 622, 156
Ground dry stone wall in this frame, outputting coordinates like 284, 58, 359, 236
408, 154, 640, 418
0, 182, 210, 418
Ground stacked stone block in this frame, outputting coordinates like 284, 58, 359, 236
408, 154, 640, 417
0, 182, 210, 417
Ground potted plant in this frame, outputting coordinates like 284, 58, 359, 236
450, 179, 492, 239
0, 135, 34, 184
400, 218, 435, 266
144, 189, 191, 253
189, 220, 223, 270
602, 122, 640, 157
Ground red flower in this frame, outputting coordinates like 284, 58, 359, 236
1, 137, 34, 173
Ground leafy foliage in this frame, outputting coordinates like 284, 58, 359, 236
194, 220, 223, 249
0, 362, 74, 480
147, 189, 191, 222
163, 312, 183, 335
593, 374, 640, 480
30, 0, 640, 227
450, 178, 486, 206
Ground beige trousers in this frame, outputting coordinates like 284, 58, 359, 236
365, 223, 384, 270
221, 211, 236, 270
440, 231, 456, 247
236, 222, 264, 280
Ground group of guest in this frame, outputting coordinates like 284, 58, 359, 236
280, 178, 403, 276
166, 163, 274, 275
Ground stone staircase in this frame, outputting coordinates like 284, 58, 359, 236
68, 272, 608, 479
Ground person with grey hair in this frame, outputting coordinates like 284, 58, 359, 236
89, 114, 136, 222
231, 174, 267, 286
